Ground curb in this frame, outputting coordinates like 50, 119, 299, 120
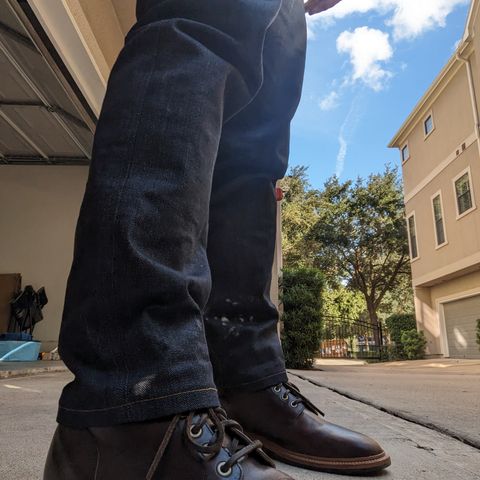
0, 365, 68, 379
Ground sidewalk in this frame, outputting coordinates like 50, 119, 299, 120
314, 358, 480, 372
1, 370, 480, 479
298, 358, 480, 449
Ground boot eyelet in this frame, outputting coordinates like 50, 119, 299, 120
273, 385, 282, 393
217, 461, 233, 477
282, 393, 289, 401
190, 425, 203, 438
201, 443, 210, 457
290, 401, 298, 408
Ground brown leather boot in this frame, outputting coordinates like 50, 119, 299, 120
221, 383, 391, 475
44, 408, 293, 479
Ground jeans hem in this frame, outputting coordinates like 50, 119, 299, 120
57, 388, 220, 428
218, 370, 288, 394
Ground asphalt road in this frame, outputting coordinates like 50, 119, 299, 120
294, 359, 480, 448
1, 369, 480, 479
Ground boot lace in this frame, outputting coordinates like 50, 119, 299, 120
146, 407, 273, 479
273, 381, 325, 416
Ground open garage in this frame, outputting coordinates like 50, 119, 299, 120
0, 0, 131, 351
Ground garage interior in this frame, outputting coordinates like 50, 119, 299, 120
0, 0, 97, 350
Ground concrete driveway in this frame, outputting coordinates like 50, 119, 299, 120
1, 365, 480, 479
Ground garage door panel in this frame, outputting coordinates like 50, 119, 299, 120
1, 27, 81, 119
444, 295, 480, 359
1, 0, 94, 165
0, 52, 40, 101
0, 115, 38, 155
2, 105, 91, 156
0, 2, 28, 34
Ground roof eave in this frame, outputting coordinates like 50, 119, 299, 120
387, 53, 462, 148
388, 0, 478, 149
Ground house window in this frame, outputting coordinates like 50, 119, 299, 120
432, 194, 446, 247
401, 144, 410, 162
454, 171, 474, 216
424, 114, 434, 137
407, 213, 419, 260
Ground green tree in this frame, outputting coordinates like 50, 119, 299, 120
309, 166, 411, 335
279, 166, 321, 268
323, 286, 366, 321
377, 274, 414, 320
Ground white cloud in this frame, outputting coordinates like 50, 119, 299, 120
319, 90, 340, 110
337, 27, 393, 91
335, 98, 362, 177
312, 0, 469, 41
336, 133, 348, 177
386, 0, 470, 41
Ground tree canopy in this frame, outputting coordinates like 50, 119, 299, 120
279, 166, 320, 268
280, 165, 413, 325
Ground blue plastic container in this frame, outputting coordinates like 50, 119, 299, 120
0, 341, 41, 362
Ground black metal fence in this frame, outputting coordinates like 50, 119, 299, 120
319, 315, 386, 360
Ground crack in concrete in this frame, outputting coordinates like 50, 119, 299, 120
289, 371, 480, 452
414, 443, 435, 453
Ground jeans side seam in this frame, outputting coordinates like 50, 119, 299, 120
109, 24, 163, 414
58, 387, 218, 413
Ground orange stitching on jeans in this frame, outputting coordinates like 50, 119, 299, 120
59, 387, 218, 413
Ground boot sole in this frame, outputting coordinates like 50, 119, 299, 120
249, 432, 392, 475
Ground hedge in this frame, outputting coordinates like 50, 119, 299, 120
281, 267, 324, 369
385, 313, 416, 345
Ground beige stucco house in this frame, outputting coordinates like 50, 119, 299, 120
389, 0, 480, 359
0, 0, 281, 351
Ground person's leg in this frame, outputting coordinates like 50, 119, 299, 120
205, 0, 391, 474
45, 0, 296, 478
204, 0, 306, 394
57, 0, 282, 429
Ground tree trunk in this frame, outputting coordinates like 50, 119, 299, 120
366, 299, 382, 355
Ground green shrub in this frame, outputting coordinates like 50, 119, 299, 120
401, 329, 427, 360
385, 313, 416, 345
281, 267, 324, 369
383, 344, 404, 362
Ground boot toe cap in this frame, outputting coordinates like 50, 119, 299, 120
320, 421, 386, 458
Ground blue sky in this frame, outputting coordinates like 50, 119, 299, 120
290, 0, 471, 188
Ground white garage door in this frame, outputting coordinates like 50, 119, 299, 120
443, 295, 480, 359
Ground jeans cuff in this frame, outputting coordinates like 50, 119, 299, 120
57, 387, 220, 428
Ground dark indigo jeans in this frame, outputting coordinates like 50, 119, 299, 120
57, 0, 306, 428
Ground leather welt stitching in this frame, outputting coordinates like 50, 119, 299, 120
263, 439, 388, 466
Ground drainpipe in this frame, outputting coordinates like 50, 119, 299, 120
457, 43, 480, 153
